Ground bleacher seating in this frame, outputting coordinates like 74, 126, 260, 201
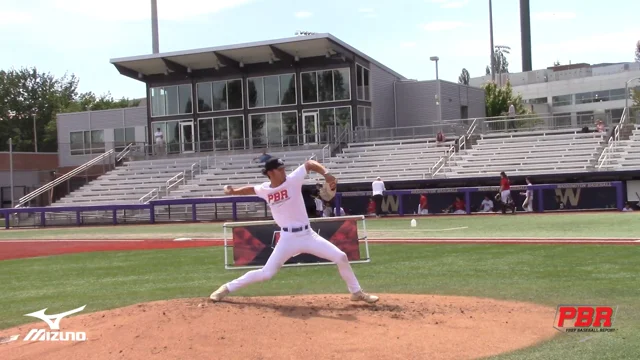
597, 125, 640, 170
445, 130, 607, 177
316, 137, 454, 183
51, 157, 207, 206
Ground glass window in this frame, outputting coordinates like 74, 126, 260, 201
280, 74, 296, 105
334, 68, 351, 101
151, 85, 192, 116
301, 72, 317, 103
575, 92, 593, 104
212, 81, 228, 111
358, 106, 372, 128
319, 108, 335, 134
227, 80, 243, 110
197, 83, 213, 112
335, 106, 352, 128
577, 111, 594, 126
264, 75, 280, 107
363, 67, 370, 101
248, 78, 264, 108
266, 112, 282, 146
357, 65, 364, 100
365, 107, 372, 127
213, 117, 229, 150
251, 114, 266, 147
553, 113, 571, 129
165, 121, 180, 154
228, 116, 245, 150
165, 86, 179, 115
552, 94, 572, 106
89, 130, 105, 154
178, 84, 192, 113
609, 88, 626, 101
282, 112, 298, 146
125, 127, 135, 142
70, 131, 84, 155
151, 87, 166, 117
198, 118, 213, 152
114, 128, 124, 143
318, 70, 334, 102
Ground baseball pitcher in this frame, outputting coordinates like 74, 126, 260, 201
209, 157, 379, 304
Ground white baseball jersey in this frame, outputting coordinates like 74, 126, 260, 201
526, 185, 533, 198
372, 180, 385, 196
481, 199, 493, 211
253, 164, 309, 228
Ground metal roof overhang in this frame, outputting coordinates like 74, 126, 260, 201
109, 33, 405, 81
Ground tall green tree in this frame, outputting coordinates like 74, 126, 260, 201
635, 40, 640, 62
458, 68, 470, 85
482, 80, 528, 117
0, 66, 140, 152
486, 46, 510, 75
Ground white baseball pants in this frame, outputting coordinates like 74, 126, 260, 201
225, 229, 362, 294
501, 190, 511, 203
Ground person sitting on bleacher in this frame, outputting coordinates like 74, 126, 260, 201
436, 131, 446, 147
253, 151, 273, 163
595, 119, 606, 133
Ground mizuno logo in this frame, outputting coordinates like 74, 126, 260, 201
24, 305, 86, 330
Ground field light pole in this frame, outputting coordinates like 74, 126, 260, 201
32, 109, 38, 153
430, 56, 442, 129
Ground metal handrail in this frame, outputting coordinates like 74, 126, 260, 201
321, 144, 329, 163
165, 172, 185, 196
189, 161, 201, 180
429, 118, 479, 178
16, 149, 115, 208
116, 143, 134, 162
597, 107, 628, 170
139, 188, 159, 204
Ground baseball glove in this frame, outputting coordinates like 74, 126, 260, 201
318, 181, 337, 201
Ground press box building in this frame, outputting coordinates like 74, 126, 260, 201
56, 34, 486, 167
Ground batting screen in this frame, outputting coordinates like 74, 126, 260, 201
223, 215, 370, 270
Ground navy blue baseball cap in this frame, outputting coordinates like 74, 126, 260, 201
262, 158, 285, 175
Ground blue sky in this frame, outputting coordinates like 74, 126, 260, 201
1, 0, 639, 100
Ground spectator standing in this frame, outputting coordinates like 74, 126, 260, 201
508, 103, 516, 131
314, 195, 324, 217
366, 197, 376, 216
154, 127, 165, 155
371, 177, 386, 218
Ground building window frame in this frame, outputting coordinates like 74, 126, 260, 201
150, 84, 194, 117
196, 78, 244, 113
69, 130, 105, 156
300, 67, 352, 105
249, 110, 299, 148
356, 63, 371, 101
247, 73, 297, 109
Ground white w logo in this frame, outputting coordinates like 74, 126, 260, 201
555, 189, 581, 207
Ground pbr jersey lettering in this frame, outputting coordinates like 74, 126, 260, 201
254, 165, 309, 228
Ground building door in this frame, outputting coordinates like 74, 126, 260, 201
302, 113, 319, 144
180, 121, 195, 153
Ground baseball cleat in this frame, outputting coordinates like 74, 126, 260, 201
350, 290, 379, 304
209, 284, 229, 302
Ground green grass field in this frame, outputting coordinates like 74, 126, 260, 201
1, 213, 639, 359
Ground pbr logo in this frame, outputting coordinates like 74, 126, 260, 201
22, 305, 87, 341
553, 305, 618, 333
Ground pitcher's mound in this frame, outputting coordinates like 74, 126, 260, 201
0, 294, 558, 360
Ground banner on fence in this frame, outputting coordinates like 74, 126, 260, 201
229, 218, 362, 268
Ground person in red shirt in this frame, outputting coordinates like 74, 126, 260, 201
499, 171, 515, 214
367, 197, 376, 216
444, 196, 466, 214
418, 194, 429, 215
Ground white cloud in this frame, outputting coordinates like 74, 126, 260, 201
401, 42, 417, 48
532, 12, 576, 21
52, 0, 253, 21
421, 21, 468, 31
0, 10, 34, 25
294, 11, 312, 18
440, 0, 468, 9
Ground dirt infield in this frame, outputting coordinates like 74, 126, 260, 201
0, 294, 559, 360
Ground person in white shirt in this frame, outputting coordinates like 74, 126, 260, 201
314, 196, 323, 217
154, 128, 165, 155
622, 202, 634, 212
508, 103, 516, 131
209, 157, 378, 304
479, 195, 494, 212
371, 177, 385, 218
520, 177, 534, 212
